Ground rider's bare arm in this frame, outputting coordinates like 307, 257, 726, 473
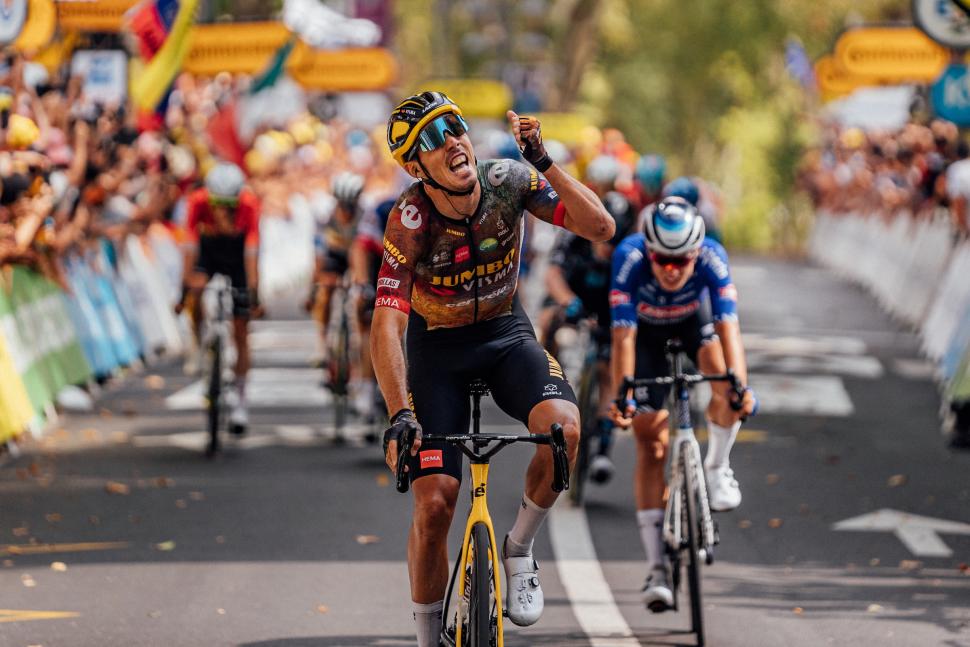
371, 307, 410, 416
541, 164, 614, 243
610, 326, 637, 424
714, 319, 748, 386
545, 265, 576, 306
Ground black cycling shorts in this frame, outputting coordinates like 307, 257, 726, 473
322, 250, 349, 275
405, 297, 577, 483
634, 312, 717, 412
196, 234, 251, 318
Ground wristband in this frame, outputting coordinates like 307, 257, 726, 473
531, 155, 553, 173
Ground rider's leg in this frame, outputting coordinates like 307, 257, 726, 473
632, 409, 669, 564
409, 475, 460, 646
697, 339, 741, 469
595, 358, 614, 455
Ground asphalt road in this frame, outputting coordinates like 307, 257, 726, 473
2, 255, 970, 647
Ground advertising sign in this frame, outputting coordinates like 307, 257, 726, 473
834, 27, 947, 80
183, 22, 291, 76
419, 79, 513, 119
931, 64, 970, 126
71, 50, 128, 106
532, 112, 595, 145
0, 0, 27, 45
56, 0, 139, 32
287, 44, 397, 91
912, 0, 970, 50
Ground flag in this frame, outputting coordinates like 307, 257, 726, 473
129, 0, 200, 113
250, 36, 298, 94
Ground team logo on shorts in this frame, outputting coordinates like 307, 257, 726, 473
420, 450, 443, 469
543, 383, 562, 397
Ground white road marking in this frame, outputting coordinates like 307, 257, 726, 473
746, 352, 884, 378
166, 368, 331, 410
833, 509, 970, 558
741, 333, 868, 356
549, 505, 640, 647
693, 374, 854, 417
892, 358, 937, 380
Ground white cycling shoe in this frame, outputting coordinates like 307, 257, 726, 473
227, 390, 249, 434
642, 565, 673, 612
589, 454, 615, 484
706, 465, 741, 511
502, 537, 544, 627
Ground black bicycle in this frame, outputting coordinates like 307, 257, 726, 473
395, 380, 570, 647
617, 339, 746, 647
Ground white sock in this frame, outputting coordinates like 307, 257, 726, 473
637, 508, 665, 569
705, 419, 741, 470
506, 495, 550, 556
413, 599, 444, 647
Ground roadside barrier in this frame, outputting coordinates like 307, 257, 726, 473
0, 228, 190, 444
810, 210, 970, 422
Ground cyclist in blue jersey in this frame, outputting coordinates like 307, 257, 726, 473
608, 196, 756, 612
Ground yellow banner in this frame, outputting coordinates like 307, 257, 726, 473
531, 112, 595, 145
418, 79, 512, 119
183, 21, 290, 76
834, 27, 947, 80
287, 43, 397, 91
815, 55, 882, 100
56, 0, 139, 32
13, 0, 56, 52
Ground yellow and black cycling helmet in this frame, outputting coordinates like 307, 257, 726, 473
387, 91, 465, 166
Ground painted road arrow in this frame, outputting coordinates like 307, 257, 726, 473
0, 609, 80, 623
833, 508, 970, 557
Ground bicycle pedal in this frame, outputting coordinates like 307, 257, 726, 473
647, 600, 671, 614
229, 424, 247, 437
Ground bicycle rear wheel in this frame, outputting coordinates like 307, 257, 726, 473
205, 338, 222, 458
569, 363, 598, 505
682, 447, 705, 645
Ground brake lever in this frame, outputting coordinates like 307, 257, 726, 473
550, 423, 569, 493
395, 423, 416, 494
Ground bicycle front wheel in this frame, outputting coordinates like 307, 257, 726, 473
205, 339, 222, 458
569, 364, 598, 505
469, 523, 495, 647
682, 447, 705, 645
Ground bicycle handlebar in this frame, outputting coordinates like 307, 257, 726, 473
394, 423, 570, 494
617, 371, 750, 419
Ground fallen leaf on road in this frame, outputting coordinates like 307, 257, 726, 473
155, 477, 174, 488
216, 608, 226, 615
45, 513, 62, 524
145, 375, 166, 390
765, 474, 781, 485
792, 607, 803, 615
13, 526, 29, 537
215, 536, 226, 544
147, 611, 162, 618
21, 574, 36, 587
112, 431, 130, 444
189, 491, 205, 501
16, 468, 27, 480
81, 428, 102, 442
317, 605, 329, 614
375, 473, 389, 487
155, 540, 176, 551
870, 558, 880, 567
798, 504, 811, 515
29, 462, 41, 476
768, 518, 784, 529
175, 499, 188, 509
88, 515, 100, 526
887, 474, 907, 488
356, 535, 381, 545
2, 559, 13, 568
958, 563, 968, 574
867, 604, 883, 613
737, 519, 752, 529
50, 562, 67, 572
899, 560, 922, 572
100, 408, 113, 419
105, 481, 130, 495
824, 454, 840, 466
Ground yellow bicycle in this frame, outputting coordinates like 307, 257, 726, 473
396, 379, 570, 647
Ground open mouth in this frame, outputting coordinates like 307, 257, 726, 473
448, 153, 470, 173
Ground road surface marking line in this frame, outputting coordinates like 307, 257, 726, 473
0, 610, 80, 623
0, 541, 130, 556
549, 505, 640, 647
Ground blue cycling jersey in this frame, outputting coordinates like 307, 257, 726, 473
610, 234, 738, 327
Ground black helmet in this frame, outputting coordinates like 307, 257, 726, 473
387, 91, 464, 166
603, 191, 635, 247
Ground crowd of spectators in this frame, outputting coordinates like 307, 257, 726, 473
799, 118, 970, 237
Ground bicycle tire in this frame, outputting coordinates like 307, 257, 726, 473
569, 362, 598, 505
682, 447, 705, 646
206, 338, 222, 458
469, 523, 494, 647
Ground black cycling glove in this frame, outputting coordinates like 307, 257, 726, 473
383, 408, 421, 456
517, 116, 553, 173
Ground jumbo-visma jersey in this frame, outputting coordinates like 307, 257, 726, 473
610, 234, 738, 327
375, 159, 566, 330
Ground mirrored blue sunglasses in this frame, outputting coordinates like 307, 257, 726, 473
415, 113, 470, 154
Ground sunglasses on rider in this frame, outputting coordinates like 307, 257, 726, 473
650, 251, 696, 268
415, 113, 470, 155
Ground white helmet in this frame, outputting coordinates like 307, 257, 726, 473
205, 162, 245, 202
331, 171, 365, 207
585, 154, 620, 187
643, 196, 705, 256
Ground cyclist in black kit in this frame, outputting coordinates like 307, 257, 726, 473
373, 91, 614, 646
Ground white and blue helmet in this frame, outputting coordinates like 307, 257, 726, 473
643, 196, 705, 256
